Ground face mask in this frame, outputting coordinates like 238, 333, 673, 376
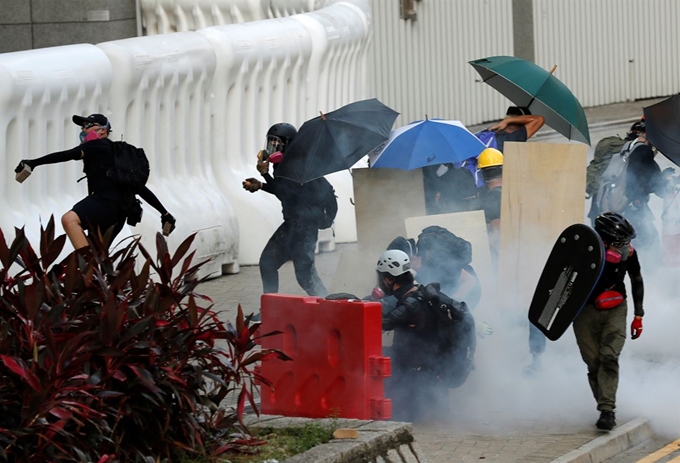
80, 130, 100, 144
605, 244, 631, 263
268, 151, 283, 163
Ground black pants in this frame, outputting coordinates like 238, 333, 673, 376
259, 220, 327, 296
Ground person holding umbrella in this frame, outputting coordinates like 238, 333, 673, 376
242, 123, 336, 298
488, 106, 545, 152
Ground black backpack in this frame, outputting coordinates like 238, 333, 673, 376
317, 180, 338, 230
417, 226, 473, 268
422, 283, 476, 388
110, 141, 150, 226
110, 141, 150, 190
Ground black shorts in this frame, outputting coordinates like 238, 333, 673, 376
71, 194, 126, 237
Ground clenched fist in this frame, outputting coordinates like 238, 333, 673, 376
243, 178, 262, 193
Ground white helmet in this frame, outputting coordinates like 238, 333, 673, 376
376, 249, 413, 277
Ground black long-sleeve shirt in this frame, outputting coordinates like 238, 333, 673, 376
261, 172, 331, 226
588, 247, 644, 316
30, 139, 167, 214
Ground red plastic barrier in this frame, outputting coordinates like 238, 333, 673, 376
258, 294, 391, 420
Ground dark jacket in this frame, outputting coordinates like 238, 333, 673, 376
262, 172, 334, 228
382, 284, 439, 371
588, 247, 644, 316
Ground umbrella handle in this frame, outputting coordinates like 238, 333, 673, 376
549, 65, 557, 75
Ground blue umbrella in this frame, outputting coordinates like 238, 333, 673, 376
368, 118, 486, 170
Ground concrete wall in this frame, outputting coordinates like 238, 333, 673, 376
0, 0, 138, 53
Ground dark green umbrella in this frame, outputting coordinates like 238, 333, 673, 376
469, 55, 590, 145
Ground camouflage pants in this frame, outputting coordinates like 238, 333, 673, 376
572, 300, 627, 412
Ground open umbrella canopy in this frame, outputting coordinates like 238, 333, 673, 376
469, 55, 591, 145
368, 118, 486, 170
274, 98, 399, 184
643, 94, 680, 167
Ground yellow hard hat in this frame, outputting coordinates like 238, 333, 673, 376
477, 148, 504, 169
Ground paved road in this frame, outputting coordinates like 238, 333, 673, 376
196, 97, 680, 462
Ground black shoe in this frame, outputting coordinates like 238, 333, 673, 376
596, 411, 616, 430
251, 312, 261, 322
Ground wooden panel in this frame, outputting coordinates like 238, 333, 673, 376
329, 167, 426, 298
328, 249, 376, 299
405, 210, 497, 313
352, 167, 426, 255
498, 142, 588, 310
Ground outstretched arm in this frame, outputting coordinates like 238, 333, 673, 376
15, 146, 82, 172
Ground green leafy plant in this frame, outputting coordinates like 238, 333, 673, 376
0, 217, 289, 462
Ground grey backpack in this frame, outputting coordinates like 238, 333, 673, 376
595, 140, 642, 213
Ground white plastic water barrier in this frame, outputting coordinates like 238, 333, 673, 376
0, 0, 371, 275
141, 0, 317, 34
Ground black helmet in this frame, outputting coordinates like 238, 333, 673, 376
594, 212, 636, 245
266, 123, 297, 153
626, 118, 646, 140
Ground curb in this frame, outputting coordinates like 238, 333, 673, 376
243, 414, 429, 463
549, 417, 653, 463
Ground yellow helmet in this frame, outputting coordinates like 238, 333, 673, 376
477, 148, 504, 169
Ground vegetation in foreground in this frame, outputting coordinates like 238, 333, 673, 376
0, 218, 289, 462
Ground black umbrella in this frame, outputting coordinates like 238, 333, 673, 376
643, 94, 680, 167
274, 98, 399, 184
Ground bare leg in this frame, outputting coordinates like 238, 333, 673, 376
61, 211, 88, 250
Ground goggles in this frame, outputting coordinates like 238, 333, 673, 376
265, 135, 285, 154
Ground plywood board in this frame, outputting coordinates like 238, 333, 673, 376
498, 142, 588, 310
328, 248, 376, 299
405, 210, 496, 312
352, 167, 426, 257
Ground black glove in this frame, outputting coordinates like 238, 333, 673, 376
15, 159, 35, 173
161, 212, 176, 236
243, 178, 262, 192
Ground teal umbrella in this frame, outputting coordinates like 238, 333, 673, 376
469, 56, 590, 145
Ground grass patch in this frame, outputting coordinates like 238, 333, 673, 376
178, 421, 337, 463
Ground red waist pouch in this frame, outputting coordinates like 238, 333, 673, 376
594, 290, 624, 309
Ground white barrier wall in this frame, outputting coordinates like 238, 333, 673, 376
198, 0, 371, 263
0, 45, 114, 247
98, 33, 239, 275
0, 0, 371, 273
141, 0, 316, 34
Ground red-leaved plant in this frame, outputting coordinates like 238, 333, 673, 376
0, 217, 289, 462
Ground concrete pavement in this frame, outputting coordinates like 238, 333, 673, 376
196, 97, 671, 462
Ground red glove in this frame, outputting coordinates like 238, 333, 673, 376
631, 316, 643, 340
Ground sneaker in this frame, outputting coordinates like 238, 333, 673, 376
596, 410, 616, 430
251, 312, 261, 322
